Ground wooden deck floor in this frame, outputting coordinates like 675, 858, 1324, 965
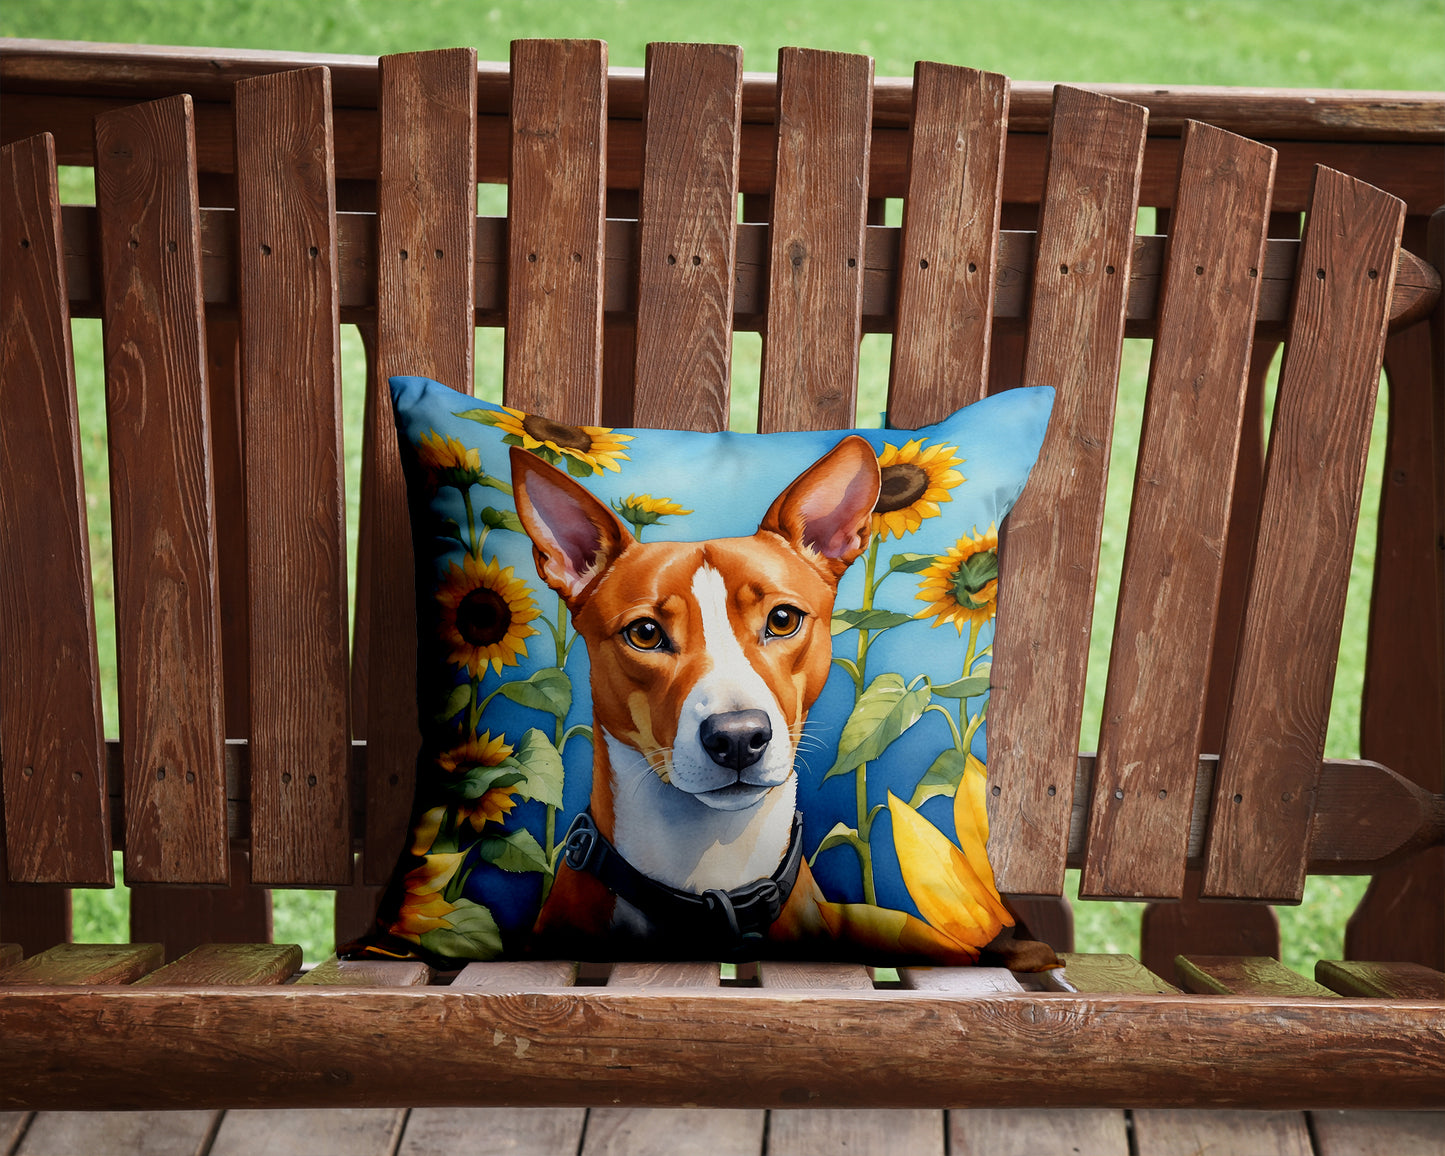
3, 1107, 1444, 1156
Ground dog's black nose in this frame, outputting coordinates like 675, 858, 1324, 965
699, 710, 772, 771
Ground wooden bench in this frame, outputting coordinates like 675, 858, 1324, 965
1, 37, 1443, 1139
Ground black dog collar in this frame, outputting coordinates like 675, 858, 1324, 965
560, 808, 805, 952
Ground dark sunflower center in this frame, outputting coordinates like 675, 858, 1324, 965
456, 587, 512, 647
950, 549, 999, 610
874, 463, 929, 513
522, 413, 593, 452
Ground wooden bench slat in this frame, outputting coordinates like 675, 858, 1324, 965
1132, 1110, 1313, 1156
0, 945, 18, 968
233, 66, 353, 886
897, 966, 1024, 994
131, 942, 301, 986
0, 875, 71, 957
1204, 167, 1407, 903
583, 1108, 764, 1156
297, 954, 433, 987
359, 48, 479, 886
951, 1109, 1129, 1156
401, 1108, 588, 1156
631, 42, 742, 433
93, 94, 230, 886
1316, 960, 1445, 999
128, 846, 272, 963
758, 47, 874, 434
770, 1110, 944, 1156
0, 132, 112, 886
208, 1109, 405, 1156
888, 63, 1008, 424
504, 39, 607, 423
756, 961, 872, 990
0, 942, 163, 985
1051, 952, 1181, 994
987, 87, 1148, 897
451, 960, 579, 988
607, 961, 720, 988
1310, 1109, 1445, 1156
1175, 954, 1337, 997
15, 1110, 220, 1156
1083, 122, 1276, 901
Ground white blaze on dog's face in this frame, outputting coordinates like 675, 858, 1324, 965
511, 439, 879, 813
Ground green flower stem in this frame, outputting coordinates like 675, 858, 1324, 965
461, 488, 480, 558
961, 615, 985, 731
855, 761, 877, 906
925, 701, 964, 749
468, 674, 483, 735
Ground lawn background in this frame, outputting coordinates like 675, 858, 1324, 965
4, 0, 1441, 969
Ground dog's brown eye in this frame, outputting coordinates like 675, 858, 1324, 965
623, 618, 668, 651
766, 605, 804, 638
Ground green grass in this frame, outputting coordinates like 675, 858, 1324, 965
26, 0, 1442, 971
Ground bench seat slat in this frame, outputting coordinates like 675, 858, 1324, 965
93, 94, 230, 886
0, 133, 111, 885
233, 67, 353, 886
1083, 122, 1276, 901
1051, 952, 1181, 994
1204, 167, 1407, 903
1316, 959, 1445, 999
1175, 954, 1337, 997
0, 942, 163, 984
131, 942, 301, 986
298, 954, 432, 987
987, 87, 1148, 897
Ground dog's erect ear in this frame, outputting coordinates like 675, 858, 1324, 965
759, 435, 880, 580
511, 447, 632, 607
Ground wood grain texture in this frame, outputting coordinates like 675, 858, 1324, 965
0, 872, 70, 956
2, 987, 1444, 1109
757, 48, 874, 434
1, 1113, 31, 1154
1175, 955, 1336, 997
1204, 167, 1407, 902
298, 955, 432, 987
93, 95, 228, 885
0, 132, 110, 884
132, 942, 300, 986
0, 944, 19, 967
1140, 868, 1279, 981
1083, 123, 1275, 900
0, 942, 162, 984
1316, 959, 1445, 999
608, 961, 720, 988
1311, 1110, 1445, 1156
233, 67, 352, 885
362, 48, 478, 885
897, 967, 1024, 993
15, 1110, 219, 1156
452, 960, 579, 988
986, 87, 1148, 896
951, 1109, 1128, 1156
208, 1109, 405, 1156
583, 1108, 764, 1156
401, 1108, 587, 1156
1132, 1110, 1312, 1156
757, 962, 872, 990
770, 1110, 943, 1156
505, 39, 607, 423
1057, 952, 1181, 994
631, 42, 742, 433
128, 846, 272, 961
888, 63, 1009, 424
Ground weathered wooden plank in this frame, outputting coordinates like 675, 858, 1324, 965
298, 955, 432, 987
362, 48, 478, 885
1140, 869, 1280, 982
758, 48, 873, 433
132, 942, 301, 986
2, 988, 1443, 1109
1204, 167, 1406, 902
987, 87, 1148, 896
452, 960, 579, 988
1055, 952, 1181, 994
0, 875, 70, 957
1083, 122, 1275, 900
889, 63, 1009, 424
233, 67, 352, 886
1, 1113, 31, 1154
0, 944, 20, 967
1316, 960, 1445, 999
1132, 1110, 1312, 1156
0, 132, 110, 885
769, 1110, 943, 1156
505, 38, 607, 422
898, 967, 1024, 994
1310, 1110, 1445, 1156
400, 1108, 587, 1156
1175, 955, 1336, 997
951, 1109, 1128, 1156
209, 1109, 405, 1156
608, 961, 720, 988
757, 962, 872, 990
128, 846, 272, 962
584, 1108, 764, 1156
0, 942, 162, 985
16, 1110, 219, 1156
93, 94, 229, 886
631, 42, 741, 433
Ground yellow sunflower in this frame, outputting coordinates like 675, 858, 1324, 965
488, 405, 632, 474
871, 439, 965, 540
612, 493, 692, 539
915, 524, 1000, 633
415, 429, 487, 490
438, 731, 521, 832
437, 554, 541, 676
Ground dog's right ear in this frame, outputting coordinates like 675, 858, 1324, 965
511, 447, 632, 607
759, 434, 881, 581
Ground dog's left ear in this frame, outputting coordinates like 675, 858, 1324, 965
759, 434, 880, 580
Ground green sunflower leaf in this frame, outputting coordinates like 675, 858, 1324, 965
476, 828, 550, 874
564, 454, 595, 478
434, 683, 472, 723
439, 518, 468, 547
823, 672, 931, 781
418, 897, 503, 961
907, 747, 970, 809
480, 506, 525, 534
445, 765, 525, 802
498, 667, 572, 718
930, 667, 992, 700
456, 408, 505, 427
510, 727, 565, 807
808, 821, 865, 866
830, 608, 916, 636
886, 552, 935, 575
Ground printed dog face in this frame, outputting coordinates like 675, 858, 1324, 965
511, 437, 881, 815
